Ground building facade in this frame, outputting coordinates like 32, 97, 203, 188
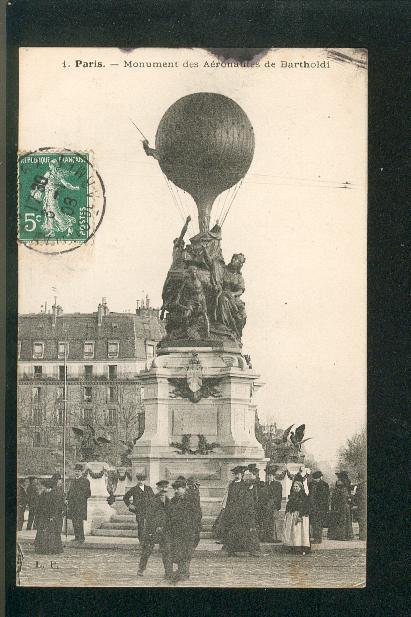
17, 298, 165, 474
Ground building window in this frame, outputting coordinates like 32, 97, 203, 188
33, 365, 43, 378
32, 386, 41, 404
56, 434, 62, 445
59, 365, 68, 380
82, 408, 93, 424
56, 386, 64, 401
58, 342, 69, 359
18, 341, 21, 360
146, 342, 156, 364
108, 365, 117, 379
108, 386, 117, 403
140, 386, 145, 400
107, 408, 117, 426
31, 407, 42, 425
84, 365, 93, 379
33, 342, 44, 359
83, 386, 92, 402
84, 341, 95, 358
33, 432, 41, 447
107, 341, 119, 358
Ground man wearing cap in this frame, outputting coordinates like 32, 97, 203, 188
259, 466, 283, 543
67, 464, 91, 544
308, 471, 330, 543
137, 480, 172, 579
123, 473, 155, 542
164, 478, 202, 582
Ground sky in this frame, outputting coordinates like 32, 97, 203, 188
19, 48, 367, 466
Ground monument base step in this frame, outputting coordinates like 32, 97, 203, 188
92, 528, 214, 539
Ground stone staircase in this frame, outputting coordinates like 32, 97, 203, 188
91, 496, 221, 539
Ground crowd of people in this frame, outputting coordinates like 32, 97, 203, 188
17, 462, 366, 581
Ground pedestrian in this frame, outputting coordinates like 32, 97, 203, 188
354, 478, 367, 540
51, 473, 65, 535
247, 463, 265, 535
259, 466, 283, 543
164, 478, 202, 582
26, 476, 40, 530
17, 478, 28, 531
137, 480, 173, 580
213, 466, 246, 542
223, 470, 260, 557
290, 466, 310, 495
34, 477, 64, 555
282, 481, 311, 554
308, 471, 329, 544
123, 473, 155, 542
186, 477, 202, 548
67, 464, 91, 545
328, 475, 354, 540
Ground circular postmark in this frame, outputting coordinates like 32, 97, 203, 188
18, 147, 106, 255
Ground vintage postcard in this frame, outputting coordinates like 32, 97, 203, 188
16, 47, 367, 587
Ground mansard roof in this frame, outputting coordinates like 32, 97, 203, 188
18, 309, 165, 361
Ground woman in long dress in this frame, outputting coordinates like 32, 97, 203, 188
282, 481, 311, 554
34, 478, 64, 555
36, 159, 79, 237
327, 480, 354, 540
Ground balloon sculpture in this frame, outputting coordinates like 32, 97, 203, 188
142, 92, 255, 346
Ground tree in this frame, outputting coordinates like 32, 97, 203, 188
338, 428, 366, 481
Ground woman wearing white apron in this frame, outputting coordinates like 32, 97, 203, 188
282, 481, 311, 554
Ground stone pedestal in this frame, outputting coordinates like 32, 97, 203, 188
131, 345, 267, 502
83, 461, 116, 535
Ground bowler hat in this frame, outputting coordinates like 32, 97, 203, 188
74, 464, 83, 471
136, 473, 146, 481
172, 478, 187, 489
265, 464, 278, 473
247, 463, 259, 472
156, 480, 169, 488
231, 466, 244, 474
336, 471, 349, 479
311, 471, 323, 479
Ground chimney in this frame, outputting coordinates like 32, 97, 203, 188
52, 302, 58, 326
97, 302, 103, 326
136, 299, 140, 312
102, 297, 109, 316
145, 294, 150, 309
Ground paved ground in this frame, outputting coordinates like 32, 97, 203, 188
17, 534, 366, 588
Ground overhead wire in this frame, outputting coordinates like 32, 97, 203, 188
221, 179, 243, 226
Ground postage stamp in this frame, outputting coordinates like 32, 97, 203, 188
18, 148, 105, 254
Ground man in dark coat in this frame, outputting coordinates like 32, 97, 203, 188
67, 464, 91, 544
164, 478, 202, 582
247, 463, 266, 535
138, 480, 172, 579
26, 477, 40, 530
259, 466, 283, 542
308, 470, 330, 543
123, 473, 155, 542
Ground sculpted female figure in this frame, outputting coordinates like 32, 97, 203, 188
214, 253, 246, 340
